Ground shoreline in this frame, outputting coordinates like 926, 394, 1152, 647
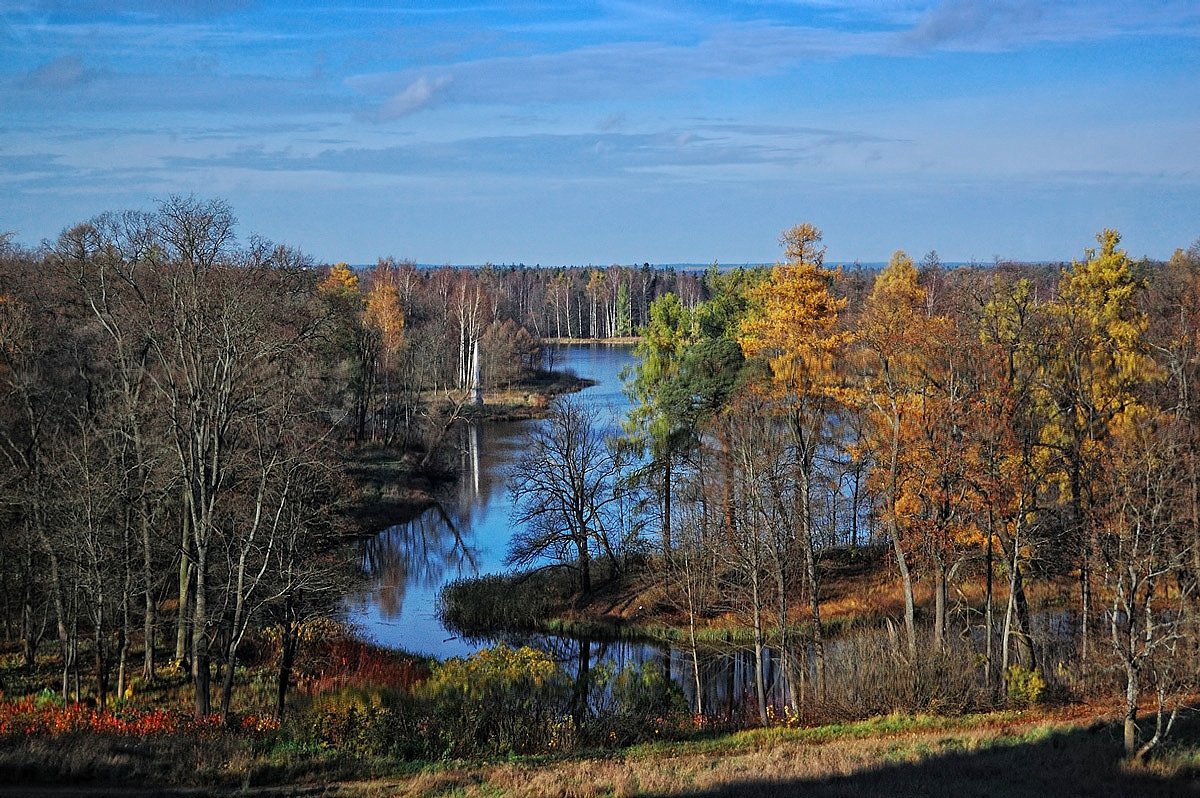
544, 336, 641, 345
342, 368, 596, 535
439, 547, 1080, 649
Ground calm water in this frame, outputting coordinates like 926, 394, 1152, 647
350, 343, 829, 716
350, 344, 636, 659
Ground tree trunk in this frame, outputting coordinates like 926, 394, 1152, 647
275, 616, 298, 720
891, 524, 917, 662
192, 550, 210, 717
174, 513, 192, 668
751, 579, 768, 726
1124, 662, 1139, 758
94, 606, 108, 710
116, 622, 128, 704
575, 526, 592, 594
141, 505, 155, 681
1067, 452, 1091, 659
933, 554, 948, 651
985, 524, 995, 688
32, 512, 73, 700
798, 481, 825, 696
885, 411, 916, 660
999, 521, 1037, 670
220, 643, 237, 720
688, 613, 703, 716
661, 455, 672, 553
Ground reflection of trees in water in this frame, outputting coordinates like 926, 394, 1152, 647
362, 503, 479, 619
359, 420, 522, 621
453, 421, 523, 517
453, 629, 792, 721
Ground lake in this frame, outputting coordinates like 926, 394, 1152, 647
350, 343, 637, 660
348, 343, 870, 717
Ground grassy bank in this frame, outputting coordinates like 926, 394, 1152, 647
340, 447, 446, 535
4, 708, 1180, 797
543, 336, 642, 346
440, 545, 1080, 650
467, 368, 596, 422
4, 628, 1198, 795
333, 711, 1199, 797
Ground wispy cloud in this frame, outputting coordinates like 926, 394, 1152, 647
1, 0, 1197, 262
154, 124, 908, 184
342, 3, 1200, 118
7, 0, 252, 21
0, 152, 71, 177
20, 55, 94, 90
345, 21, 891, 115
901, 0, 1200, 51
3, 68, 347, 116
368, 75, 453, 121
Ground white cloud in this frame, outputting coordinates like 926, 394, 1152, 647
369, 75, 453, 121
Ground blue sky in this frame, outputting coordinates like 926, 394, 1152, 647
2, 1, 1198, 266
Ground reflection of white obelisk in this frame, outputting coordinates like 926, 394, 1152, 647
469, 421, 480, 498
470, 338, 483, 406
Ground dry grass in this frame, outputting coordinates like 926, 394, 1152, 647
3, 705, 1197, 796
542, 337, 642, 346
310, 711, 1199, 798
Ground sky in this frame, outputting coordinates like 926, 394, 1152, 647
1, 1, 1198, 267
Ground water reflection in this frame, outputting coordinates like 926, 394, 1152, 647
456, 628, 800, 722
352, 345, 637, 658
362, 503, 478, 619
351, 344, 1089, 721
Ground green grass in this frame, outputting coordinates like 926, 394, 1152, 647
624, 710, 1028, 759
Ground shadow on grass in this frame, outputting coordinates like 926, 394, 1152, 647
660, 722, 1200, 798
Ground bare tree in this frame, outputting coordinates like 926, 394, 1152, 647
51, 212, 173, 683
507, 396, 626, 594
1100, 415, 1193, 760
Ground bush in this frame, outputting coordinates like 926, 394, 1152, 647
586, 661, 689, 746
417, 644, 571, 758
1004, 665, 1045, 707
817, 629, 992, 720
438, 572, 572, 636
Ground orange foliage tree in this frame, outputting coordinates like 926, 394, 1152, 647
738, 222, 853, 693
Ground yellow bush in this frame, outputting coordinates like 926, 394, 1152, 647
1004, 665, 1045, 707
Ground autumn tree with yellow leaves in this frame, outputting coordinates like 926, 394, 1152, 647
1041, 229, 1158, 658
855, 249, 933, 659
738, 223, 853, 694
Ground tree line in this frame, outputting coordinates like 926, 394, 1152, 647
521, 224, 1199, 758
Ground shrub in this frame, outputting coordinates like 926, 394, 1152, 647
586, 661, 689, 746
417, 644, 571, 758
298, 629, 429, 696
816, 628, 992, 720
438, 572, 570, 636
1004, 665, 1045, 707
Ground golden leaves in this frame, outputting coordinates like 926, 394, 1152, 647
318, 262, 359, 297
737, 225, 851, 402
